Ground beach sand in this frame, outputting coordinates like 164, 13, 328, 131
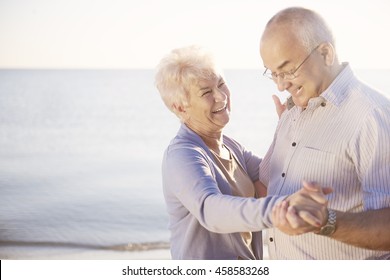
1, 245, 268, 260
0, 246, 171, 260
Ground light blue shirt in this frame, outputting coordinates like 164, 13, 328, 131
162, 124, 282, 259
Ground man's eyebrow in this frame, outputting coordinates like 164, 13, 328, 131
276, 60, 291, 70
276, 60, 291, 71
265, 59, 291, 71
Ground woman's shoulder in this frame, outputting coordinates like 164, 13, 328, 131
223, 134, 245, 152
166, 137, 205, 155
164, 132, 210, 163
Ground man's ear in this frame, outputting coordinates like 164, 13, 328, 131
318, 42, 336, 66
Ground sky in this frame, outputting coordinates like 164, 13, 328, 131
0, 0, 389, 69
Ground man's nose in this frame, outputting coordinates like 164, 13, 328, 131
275, 76, 290, 92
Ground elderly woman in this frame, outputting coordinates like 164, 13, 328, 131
155, 45, 327, 260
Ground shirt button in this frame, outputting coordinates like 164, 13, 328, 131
281, 173, 286, 177
292, 142, 296, 147
269, 237, 274, 242
321, 102, 326, 107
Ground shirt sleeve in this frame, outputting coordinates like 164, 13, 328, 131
162, 144, 282, 233
351, 105, 390, 209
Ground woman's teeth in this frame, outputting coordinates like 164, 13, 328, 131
213, 106, 226, 113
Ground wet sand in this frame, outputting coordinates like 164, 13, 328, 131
0, 245, 171, 260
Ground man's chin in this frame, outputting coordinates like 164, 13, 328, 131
292, 97, 309, 108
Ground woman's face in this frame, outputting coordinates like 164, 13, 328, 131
182, 74, 231, 136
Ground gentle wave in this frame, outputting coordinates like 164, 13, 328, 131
0, 240, 170, 252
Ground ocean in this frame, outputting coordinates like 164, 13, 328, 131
0, 68, 389, 259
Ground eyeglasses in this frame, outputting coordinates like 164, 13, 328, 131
263, 45, 320, 81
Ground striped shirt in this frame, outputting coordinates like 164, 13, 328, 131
259, 63, 390, 259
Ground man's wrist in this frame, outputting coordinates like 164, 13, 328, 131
316, 208, 336, 236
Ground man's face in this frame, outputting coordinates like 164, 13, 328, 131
260, 30, 329, 108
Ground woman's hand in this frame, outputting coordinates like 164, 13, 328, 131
272, 181, 333, 235
272, 95, 286, 118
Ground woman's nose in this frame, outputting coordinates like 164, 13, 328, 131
214, 88, 227, 101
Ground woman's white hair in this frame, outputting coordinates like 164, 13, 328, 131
154, 45, 221, 117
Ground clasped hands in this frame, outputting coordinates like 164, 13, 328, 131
272, 181, 333, 235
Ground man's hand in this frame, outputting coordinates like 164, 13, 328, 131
272, 181, 332, 235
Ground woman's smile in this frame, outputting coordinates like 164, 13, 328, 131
212, 104, 228, 114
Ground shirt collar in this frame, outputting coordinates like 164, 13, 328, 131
320, 62, 356, 107
289, 63, 356, 113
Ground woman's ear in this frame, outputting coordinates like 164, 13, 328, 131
318, 42, 336, 66
172, 103, 188, 121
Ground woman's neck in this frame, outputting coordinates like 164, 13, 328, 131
201, 134, 223, 152
198, 131, 230, 159
185, 123, 227, 156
